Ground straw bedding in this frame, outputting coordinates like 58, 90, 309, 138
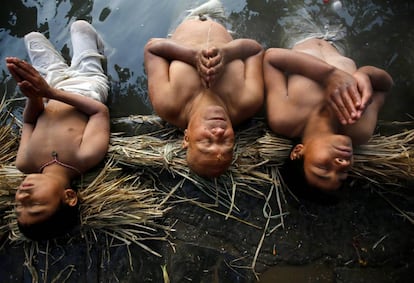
0, 98, 413, 278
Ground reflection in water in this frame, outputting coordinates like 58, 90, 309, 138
1, 0, 413, 120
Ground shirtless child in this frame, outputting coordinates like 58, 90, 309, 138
264, 37, 392, 192
144, 1, 264, 177
6, 20, 109, 240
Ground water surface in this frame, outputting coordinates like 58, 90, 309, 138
1, 0, 413, 121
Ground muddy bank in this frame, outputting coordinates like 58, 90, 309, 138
1, 178, 413, 282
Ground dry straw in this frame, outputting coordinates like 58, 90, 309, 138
1, 97, 413, 278
108, 114, 413, 277
0, 99, 172, 260
111, 115, 414, 189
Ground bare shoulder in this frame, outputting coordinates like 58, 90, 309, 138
267, 106, 307, 138
148, 57, 203, 127
150, 93, 187, 128
15, 154, 35, 173
227, 91, 263, 125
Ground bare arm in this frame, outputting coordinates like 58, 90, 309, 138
15, 97, 45, 171
352, 66, 393, 113
47, 88, 110, 167
264, 49, 296, 136
8, 57, 44, 170
198, 39, 263, 87
265, 48, 336, 80
8, 56, 110, 168
356, 66, 393, 93
218, 38, 263, 64
21, 97, 44, 123
144, 39, 191, 126
40, 70, 111, 168
234, 49, 264, 124
7, 57, 45, 123
77, 101, 110, 168
344, 66, 392, 145
264, 48, 362, 124
144, 38, 198, 67
45, 87, 110, 168
7, 57, 107, 116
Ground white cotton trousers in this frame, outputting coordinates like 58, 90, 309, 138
24, 20, 109, 103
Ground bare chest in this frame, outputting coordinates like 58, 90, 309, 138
21, 111, 87, 173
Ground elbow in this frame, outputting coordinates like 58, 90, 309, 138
377, 69, 394, 92
15, 157, 28, 174
101, 103, 109, 115
15, 160, 23, 172
144, 38, 164, 53
144, 40, 155, 55
93, 102, 109, 118
146, 37, 163, 45
264, 48, 276, 61
254, 41, 264, 54
385, 73, 394, 92
267, 113, 289, 136
353, 131, 374, 146
268, 120, 291, 138
264, 48, 286, 69
99, 105, 110, 128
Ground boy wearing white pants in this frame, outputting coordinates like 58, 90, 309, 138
6, 20, 110, 240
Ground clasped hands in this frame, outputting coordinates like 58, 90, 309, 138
324, 68, 373, 125
7, 52, 371, 126
6, 57, 51, 99
196, 47, 225, 88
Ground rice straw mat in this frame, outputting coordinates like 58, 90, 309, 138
1, 97, 413, 279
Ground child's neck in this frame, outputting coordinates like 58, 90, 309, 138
42, 166, 73, 188
302, 104, 341, 142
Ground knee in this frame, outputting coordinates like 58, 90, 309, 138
24, 31, 44, 41
70, 20, 92, 34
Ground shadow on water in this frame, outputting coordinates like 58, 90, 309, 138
0, 0, 413, 282
1, 0, 413, 120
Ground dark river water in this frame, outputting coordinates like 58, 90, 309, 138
1, 0, 413, 121
1, 1, 413, 282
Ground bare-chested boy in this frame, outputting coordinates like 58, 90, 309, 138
264, 37, 392, 191
144, 0, 264, 177
6, 20, 109, 239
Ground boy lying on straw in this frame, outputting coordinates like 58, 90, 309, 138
144, 0, 264, 177
264, 7, 393, 192
6, 20, 109, 240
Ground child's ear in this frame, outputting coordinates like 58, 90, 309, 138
182, 129, 189, 149
64, 189, 78, 206
290, 144, 304, 160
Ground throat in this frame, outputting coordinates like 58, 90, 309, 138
303, 106, 338, 140
187, 91, 227, 117
195, 91, 228, 110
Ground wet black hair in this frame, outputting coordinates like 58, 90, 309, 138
281, 141, 341, 205
17, 201, 80, 241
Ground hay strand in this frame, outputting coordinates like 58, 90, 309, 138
1, 99, 413, 278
